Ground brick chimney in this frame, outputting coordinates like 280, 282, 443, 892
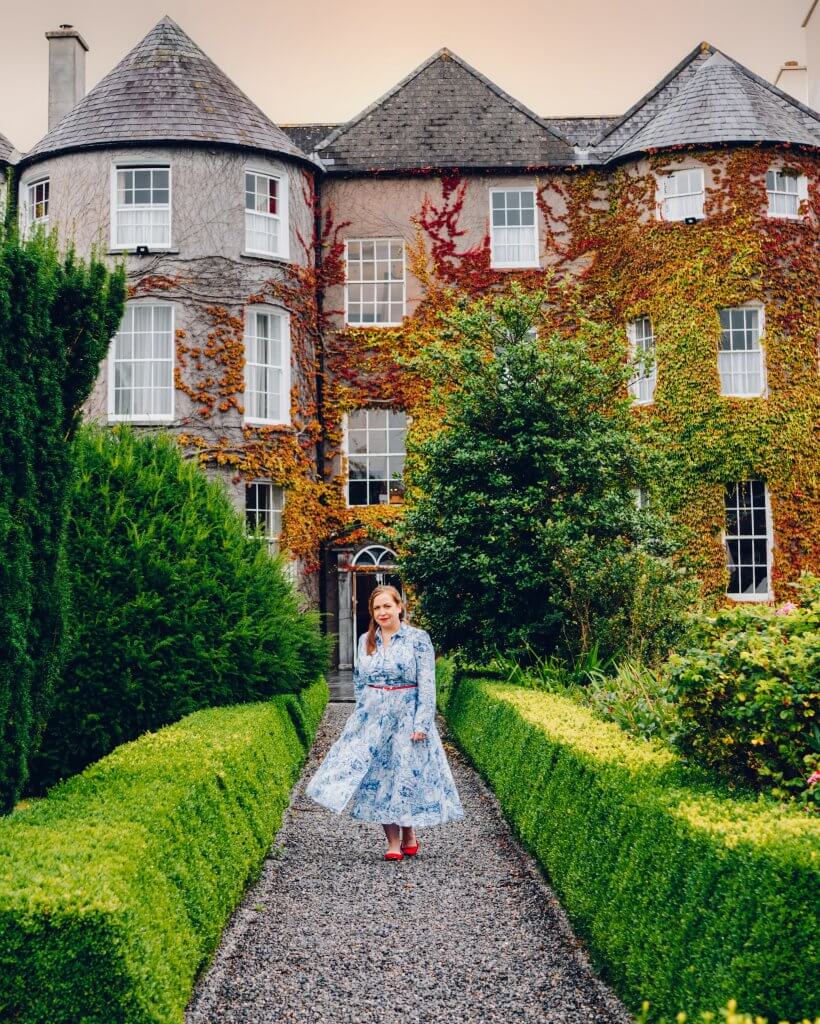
45, 25, 89, 130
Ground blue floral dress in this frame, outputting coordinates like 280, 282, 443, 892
305, 623, 465, 827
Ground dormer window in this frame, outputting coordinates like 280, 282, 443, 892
245, 170, 289, 259
766, 170, 807, 218
112, 166, 171, 250
23, 178, 50, 236
658, 169, 705, 221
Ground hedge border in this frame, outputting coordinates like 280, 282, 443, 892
437, 662, 819, 1023
0, 675, 329, 1024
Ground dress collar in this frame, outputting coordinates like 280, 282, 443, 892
376, 621, 408, 646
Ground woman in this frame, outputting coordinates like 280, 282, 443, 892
305, 585, 464, 860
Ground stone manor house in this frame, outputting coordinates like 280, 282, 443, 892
1, 17, 818, 668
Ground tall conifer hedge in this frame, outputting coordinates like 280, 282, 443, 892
0, 227, 125, 812
25, 424, 331, 793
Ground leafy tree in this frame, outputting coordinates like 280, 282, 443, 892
0, 228, 125, 812
25, 424, 332, 793
396, 286, 696, 665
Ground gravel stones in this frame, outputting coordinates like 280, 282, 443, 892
186, 702, 631, 1024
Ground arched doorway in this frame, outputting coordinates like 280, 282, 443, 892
349, 545, 403, 666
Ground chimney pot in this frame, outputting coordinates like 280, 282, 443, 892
45, 26, 89, 130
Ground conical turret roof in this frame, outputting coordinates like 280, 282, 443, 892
609, 49, 820, 161
25, 16, 315, 165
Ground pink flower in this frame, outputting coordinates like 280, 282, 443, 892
807, 771, 820, 787
775, 602, 798, 616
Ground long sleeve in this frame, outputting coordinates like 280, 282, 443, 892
353, 634, 366, 703
412, 629, 436, 735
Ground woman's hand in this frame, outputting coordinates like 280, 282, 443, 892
410, 731, 427, 742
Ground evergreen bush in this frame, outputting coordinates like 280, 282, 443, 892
25, 424, 331, 793
668, 573, 820, 805
0, 229, 125, 812
397, 287, 697, 665
440, 662, 820, 1022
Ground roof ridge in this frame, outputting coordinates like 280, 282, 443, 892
592, 41, 713, 147
315, 49, 450, 153
23, 16, 317, 166
316, 46, 571, 156
609, 43, 819, 161
714, 45, 820, 121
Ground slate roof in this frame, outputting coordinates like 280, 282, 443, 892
280, 123, 338, 154
598, 44, 820, 162
0, 130, 14, 163
316, 48, 576, 172
24, 16, 315, 166
542, 117, 619, 147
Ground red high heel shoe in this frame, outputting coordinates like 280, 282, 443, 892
400, 840, 420, 856
384, 850, 404, 861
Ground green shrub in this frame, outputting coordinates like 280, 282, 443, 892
396, 286, 697, 666
583, 659, 680, 743
439, 665, 820, 1022
668, 573, 819, 804
0, 231, 125, 812
0, 676, 328, 1024
25, 424, 331, 794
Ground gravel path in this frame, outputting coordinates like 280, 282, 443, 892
185, 702, 632, 1024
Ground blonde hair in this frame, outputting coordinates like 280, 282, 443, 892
366, 585, 405, 655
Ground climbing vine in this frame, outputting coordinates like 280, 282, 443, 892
321, 148, 819, 602
129, 149, 818, 600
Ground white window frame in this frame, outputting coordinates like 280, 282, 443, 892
242, 305, 291, 427
245, 480, 285, 554
110, 163, 172, 251
717, 303, 767, 399
657, 168, 705, 222
627, 316, 657, 405
22, 176, 50, 236
765, 169, 808, 220
343, 408, 408, 508
722, 481, 774, 602
489, 187, 539, 269
244, 167, 289, 260
344, 238, 406, 327
107, 300, 175, 423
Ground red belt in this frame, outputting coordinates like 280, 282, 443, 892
367, 684, 418, 690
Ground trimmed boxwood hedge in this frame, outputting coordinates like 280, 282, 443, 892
0, 675, 328, 1024
437, 662, 819, 1024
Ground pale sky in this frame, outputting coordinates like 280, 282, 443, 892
0, 0, 812, 152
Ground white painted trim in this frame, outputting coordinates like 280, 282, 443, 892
242, 304, 292, 427
489, 186, 540, 269
655, 167, 705, 222
626, 315, 656, 406
109, 162, 173, 252
765, 168, 809, 220
723, 482, 775, 603
107, 299, 175, 423
717, 302, 768, 399
343, 237, 406, 327
243, 166, 290, 261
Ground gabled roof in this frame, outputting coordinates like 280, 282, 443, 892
316, 48, 576, 172
543, 116, 619, 147
24, 16, 315, 166
280, 123, 338, 154
0, 130, 14, 164
598, 44, 820, 162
